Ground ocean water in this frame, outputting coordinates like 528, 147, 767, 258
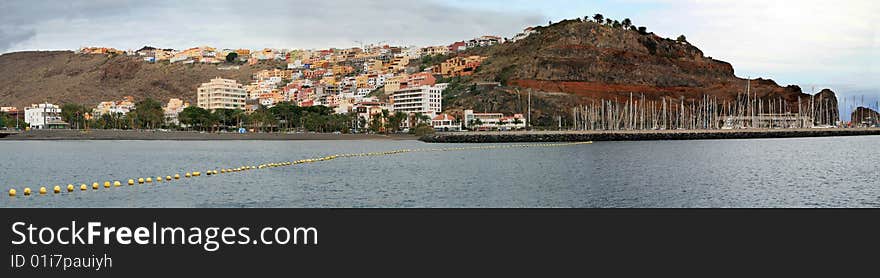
1, 137, 878, 208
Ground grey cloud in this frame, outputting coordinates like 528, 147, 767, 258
0, 27, 35, 51
0, 0, 545, 52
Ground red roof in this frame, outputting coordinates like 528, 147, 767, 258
432, 114, 455, 121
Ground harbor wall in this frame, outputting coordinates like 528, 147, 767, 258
419, 128, 880, 143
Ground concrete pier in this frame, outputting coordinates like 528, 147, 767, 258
420, 128, 880, 143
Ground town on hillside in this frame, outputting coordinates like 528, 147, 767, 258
2, 15, 878, 134
0, 32, 536, 134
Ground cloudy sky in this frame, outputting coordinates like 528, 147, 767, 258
1, 0, 878, 112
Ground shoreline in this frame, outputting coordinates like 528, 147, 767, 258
420, 128, 880, 143
0, 129, 417, 141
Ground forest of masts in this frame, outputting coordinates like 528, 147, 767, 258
571, 91, 840, 131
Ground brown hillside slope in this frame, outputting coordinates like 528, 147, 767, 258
447, 18, 839, 125
472, 20, 831, 102
0, 51, 280, 107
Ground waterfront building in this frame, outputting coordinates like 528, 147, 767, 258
163, 98, 189, 125
463, 109, 526, 131
24, 103, 69, 129
93, 96, 135, 116
390, 83, 447, 116
197, 78, 247, 110
722, 114, 814, 129
354, 100, 390, 129
431, 114, 460, 132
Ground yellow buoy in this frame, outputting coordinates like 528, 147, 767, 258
193, 172, 201, 177
166, 176, 172, 181
53, 185, 61, 194
104, 181, 111, 188
8, 189, 16, 197
146, 177, 153, 183
128, 179, 135, 185
156, 176, 163, 182
114, 181, 121, 187
138, 178, 145, 184
185, 172, 191, 178
67, 184, 74, 192
23, 188, 31, 196
39, 187, 47, 195
92, 182, 99, 190
174, 174, 180, 179
80, 184, 87, 191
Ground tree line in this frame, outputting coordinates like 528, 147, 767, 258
54, 98, 358, 133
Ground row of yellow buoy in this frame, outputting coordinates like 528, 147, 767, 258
8, 142, 592, 197
8, 170, 194, 197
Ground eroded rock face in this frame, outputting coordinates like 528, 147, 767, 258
471, 19, 812, 106
851, 106, 879, 126
812, 89, 839, 125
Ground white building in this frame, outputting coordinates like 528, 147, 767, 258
390, 83, 447, 116
197, 78, 247, 110
431, 114, 460, 132
163, 98, 189, 125
25, 103, 68, 129
511, 27, 538, 42
463, 109, 526, 131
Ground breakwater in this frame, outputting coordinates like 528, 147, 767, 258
420, 128, 880, 143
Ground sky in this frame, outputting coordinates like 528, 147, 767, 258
1, 0, 878, 115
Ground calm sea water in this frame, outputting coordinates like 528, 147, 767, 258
1, 137, 878, 208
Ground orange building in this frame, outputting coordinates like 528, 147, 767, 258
434, 56, 487, 77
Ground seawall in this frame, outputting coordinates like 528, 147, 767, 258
419, 128, 880, 143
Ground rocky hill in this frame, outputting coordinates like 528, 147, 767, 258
0, 51, 280, 108
851, 107, 879, 125
448, 18, 839, 125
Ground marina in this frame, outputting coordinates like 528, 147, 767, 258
421, 128, 880, 143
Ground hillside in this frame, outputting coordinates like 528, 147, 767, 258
0, 51, 281, 107
446, 18, 839, 125
0, 17, 841, 127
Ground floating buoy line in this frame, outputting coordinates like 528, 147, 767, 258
7, 142, 592, 198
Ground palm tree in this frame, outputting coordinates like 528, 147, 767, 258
512, 118, 524, 129
469, 118, 484, 131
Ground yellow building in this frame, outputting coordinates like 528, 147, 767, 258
320, 76, 337, 86
421, 46, 449, 56
331, 65, 354, 76
355, 74, 371, 88
255, 69, 294, 80
384, 74, 409, 94
387, 56, 410, 72
197, 78, 247, 110
434, 56, 487, 77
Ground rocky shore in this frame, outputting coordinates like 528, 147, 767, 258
420, 128, 880, 143
1, 129, 416, 141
